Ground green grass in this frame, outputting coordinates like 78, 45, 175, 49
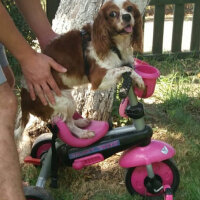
144, 57, 200, 200
21, 57, 200, 200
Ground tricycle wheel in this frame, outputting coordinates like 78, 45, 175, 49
24, 186, 54, 200
31, 133, 52, 159
125, 159, 180, 197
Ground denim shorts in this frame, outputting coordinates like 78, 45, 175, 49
0, 43, 9, 85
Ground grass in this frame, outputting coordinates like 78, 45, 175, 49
21, 57, 200, 200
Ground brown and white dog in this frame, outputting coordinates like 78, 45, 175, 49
19, 0, 145, 139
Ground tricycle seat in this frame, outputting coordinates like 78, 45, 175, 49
53, 117, 109, 148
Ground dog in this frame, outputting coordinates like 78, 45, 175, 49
19, 0, 145, 139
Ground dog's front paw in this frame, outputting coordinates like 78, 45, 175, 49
135, 76, 145, 90
122, 66, 133, 73
80, 130, 95, 138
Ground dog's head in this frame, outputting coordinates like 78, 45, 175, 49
92, 0, 143, 59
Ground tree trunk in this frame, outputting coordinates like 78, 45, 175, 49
52, 0, 105, 33
52, 0, 115, 121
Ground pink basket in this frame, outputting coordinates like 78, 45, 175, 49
134, 60, 160, 98
134, 58, 149, 66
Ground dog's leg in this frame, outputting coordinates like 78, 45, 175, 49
14, 109, 24, 141
51, 90, 95, 138
68, 120, 95, 138
98, 66, 140, 90
98, 66, 145, 90
98, 67, 131, 90
51, 90, 75, 121
74, 118, 91, 128
129, 69, 145, 89
15, 102, 30, 141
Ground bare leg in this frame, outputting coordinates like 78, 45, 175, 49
2, 66, 15, 88
0, 82, 25, 200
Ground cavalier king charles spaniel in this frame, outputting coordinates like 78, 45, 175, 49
20, 0, 145, 139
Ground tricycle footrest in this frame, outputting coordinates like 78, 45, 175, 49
24, 156, 41, 166
72, 153, 104, 170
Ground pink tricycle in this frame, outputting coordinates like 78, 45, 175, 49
24, 60, 179, 200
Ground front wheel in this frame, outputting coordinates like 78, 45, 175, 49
24, 186, 54, 200
125, 159, 180, 197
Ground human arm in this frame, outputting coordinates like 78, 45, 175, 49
14, 0, 57, 50
0, 2, 66, 105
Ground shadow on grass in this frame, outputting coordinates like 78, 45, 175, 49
144, 95, 200, 137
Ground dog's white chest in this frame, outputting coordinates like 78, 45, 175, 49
59, 74, 89, 88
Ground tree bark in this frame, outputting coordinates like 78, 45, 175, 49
52, 0, 105, 33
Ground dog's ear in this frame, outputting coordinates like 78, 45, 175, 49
92, 11, 112, 59
131, 5, 143, 53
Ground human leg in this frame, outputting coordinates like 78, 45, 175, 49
0, 82, 25, 199
0, 43, 15, 88
2, 66, 15, 88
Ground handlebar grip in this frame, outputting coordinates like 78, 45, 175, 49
119, 71, 132, 99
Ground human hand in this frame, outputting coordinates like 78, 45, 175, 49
20, 51, 67, 105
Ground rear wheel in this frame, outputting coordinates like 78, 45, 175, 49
31, 133, 52, 159
125, 159, 180, 197
24, 186, 54, 200
26, 135, 54, 200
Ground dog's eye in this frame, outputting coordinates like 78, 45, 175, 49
109, 11, 117, 17
127, 6, 133, 12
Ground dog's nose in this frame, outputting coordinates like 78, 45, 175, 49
122, 14, 131, 22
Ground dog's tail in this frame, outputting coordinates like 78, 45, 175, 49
14, 107, 30, 141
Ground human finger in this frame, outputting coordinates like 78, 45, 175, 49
34, 84, 48, 106
47, 76, 61, 96
49, 57, 67, 73
27, 82, 36, 101
41, 82, 55, 105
